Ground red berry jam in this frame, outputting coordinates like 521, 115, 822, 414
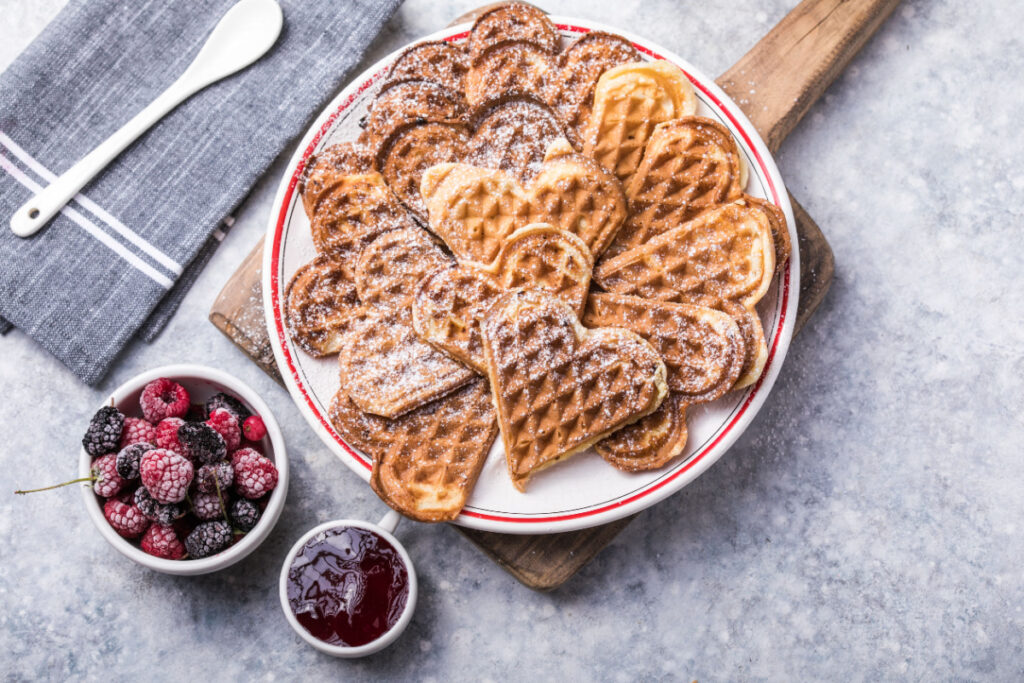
286, 526, 409, 647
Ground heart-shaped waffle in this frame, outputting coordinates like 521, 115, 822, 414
412, 225, 593, 372
359, 80, 467, 152
299, 142, 373, 220
329, 378, 498, 522
285, 255, 361, 358
465, 41, 555, 107
592, 198, 776, 310
549, 31, 641, 148
466, 2, 559, 59
339, 228, 474, 419
583, 60, 697, 186
595, 393, 689, 472
376, 122, 470, 222
310, 172, 414, 263
464, 96, 569, 184
605, 116, 746, 257
384, 40, 470, 93
481, 289, 668, 491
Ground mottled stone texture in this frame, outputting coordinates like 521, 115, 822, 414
1, 0, 1022, 680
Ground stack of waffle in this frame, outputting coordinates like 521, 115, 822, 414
285, 4, 790, 521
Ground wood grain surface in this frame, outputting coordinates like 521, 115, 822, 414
209, 0, 896, 590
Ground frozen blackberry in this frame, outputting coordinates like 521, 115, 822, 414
177, 422, 226, 465
185, 521, 232, 559
82, 406, 124, 457
134, 486, 186, 526
195, 461, 234, 494
230, 498, 261, 532
115, 443, 152, 480
192, 491, 227, 521
204, 392, 251, 422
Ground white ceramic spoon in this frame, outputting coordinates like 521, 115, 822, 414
9, 0, 283, 238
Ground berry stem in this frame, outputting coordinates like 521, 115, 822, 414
212, 477, 234, 531
15, 475, 96, 495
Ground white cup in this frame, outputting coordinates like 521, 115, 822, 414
279, 510, 417, 657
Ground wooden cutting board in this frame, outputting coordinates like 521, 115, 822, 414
210, 0, 899, 590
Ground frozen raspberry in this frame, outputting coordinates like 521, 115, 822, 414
195, 461, 234, 494
231, 448, 278, 499
134, 486, 186, 525
139, 449, 193, 503
155, 417, 186, 453
177, 422, 226, 465
205, 392, 251, 422
206, 408, 241, 451
141, 524, 186, 560
192, 491, 227, 521
242, 415, 267, 442
115, 443, 151, 480
91, 453, 126, 498
185, 521, 232, 559
139, 378, 190, 423
230, 498, 261, 532
103, 498, 149, 538
82, 406, 124, 457
119, 417, 157, 449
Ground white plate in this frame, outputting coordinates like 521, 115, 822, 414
263, 18, 799, 534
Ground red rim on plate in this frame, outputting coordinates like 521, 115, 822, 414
263, 19, 799, 533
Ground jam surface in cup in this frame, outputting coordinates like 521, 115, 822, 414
286, 526, 409, 647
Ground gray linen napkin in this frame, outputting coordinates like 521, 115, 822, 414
0, 0, 402, 384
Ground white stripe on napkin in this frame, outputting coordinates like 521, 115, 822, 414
0, 130, 183, 275
0, 152, 173, 289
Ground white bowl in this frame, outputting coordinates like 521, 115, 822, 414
79, 364, 289, 575
279, 514, 417, 657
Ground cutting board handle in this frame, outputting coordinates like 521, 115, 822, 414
717, 0, 901, 151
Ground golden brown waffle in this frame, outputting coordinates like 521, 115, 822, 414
745, 195, 791, 276
420, 162, 532, 266
339, 305, 475, 419
310, 172, 414, 263
605, 116, 745, 257
464, 96, 568, 184
465, 41, 554, 107
328, 379, 498, 522
413, 225, 593, 372
384, 40, 470, 93
299, 142, 373, 220
528, 139, 627, 257
722, 300, 767, 389
285, 255, 362, 358
595, 394, 689, 472
466, 2, 559, 59
550, 31, 640, 147
359, 80, 467, 151
583, 293, 744, 404
376, 122, 470, 222
583, 61, 697, 186
354, 227, 454, 310
481, 289, 667, 491
592, 199, 776, 310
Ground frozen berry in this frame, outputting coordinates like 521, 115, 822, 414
139, 378, 190, 423
192, 491, 227, 521
119, 417, 157, 449
205, 392, 251, 422
82, 406, 124, 457
206, 409, 241, 451
91, 453, 126, 498
115, 443, 151, 480
231, 448, 278, 499
177, 422, 226, 465
134, 486, 186, 525
230, 498, 261, 532
185, 521, 232, 559
103, 498, 149, 538
195, 461, 234, 494
155, 417, 185, 453
139, 449, 193, 503
242, 415, 267, 442
141, 524, 186, 560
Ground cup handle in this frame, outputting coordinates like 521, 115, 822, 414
378, 509, 401, 534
